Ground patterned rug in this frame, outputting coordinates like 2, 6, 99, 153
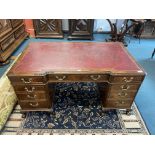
1, 82, 149, 135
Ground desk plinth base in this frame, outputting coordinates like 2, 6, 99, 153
21, 108, 54, 118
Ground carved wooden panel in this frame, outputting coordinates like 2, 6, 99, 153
33, 19, 63, 38
0, 19, 12, 38
68, 19, 94, 40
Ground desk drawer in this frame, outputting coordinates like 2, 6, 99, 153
108, 91, 136, 99
9, 76, 46, 84
19, 100, 51, 109
13, 84, 46, 92
48, 74, 109, 82
110, 76, 143, 83
104, 99, 133, 108
110, 84, 140, 91
17, 92, 47, 100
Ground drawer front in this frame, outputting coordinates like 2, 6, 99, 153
48, 74, 109, 82
14, 25, 25, 39
19, 100, 51, 109
110, 84, 140, 91
13, 84, 46, 92
1, 34, 15, 51
11, 19, 23, 28
108, 91, 137, 99
104, 99, 133, 108
110, 76, 143, 83
17, 92, 47, 100
9, 76, 46, 84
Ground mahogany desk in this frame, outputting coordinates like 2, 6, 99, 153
7, 42, 146, 115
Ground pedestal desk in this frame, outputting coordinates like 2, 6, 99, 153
7, 42, 146, 115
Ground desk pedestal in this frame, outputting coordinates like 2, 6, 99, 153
8, 73, 144, 114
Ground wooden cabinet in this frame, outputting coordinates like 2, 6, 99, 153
68, 19, 94, 40
0, 19, 28, 64
141, 20, 155, 38
33, 19, 63, 38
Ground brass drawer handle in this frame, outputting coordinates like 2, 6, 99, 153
121, 85, 130, 90
27, 94, 37, 99
118, 92, 128, 97
55, 75, 66, 81
25, 87, 35, 92
123, 77, 134, 83
21, 78, 32, 83
90, 75, 101, 81
29, 102, 39, 107
116, 101, 125, 105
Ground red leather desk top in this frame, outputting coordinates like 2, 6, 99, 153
9, 42, 143, 75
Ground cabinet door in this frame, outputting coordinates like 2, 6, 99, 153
0, 19, 12, 38
33, 19, 63, 38
68, 19, 94, 40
